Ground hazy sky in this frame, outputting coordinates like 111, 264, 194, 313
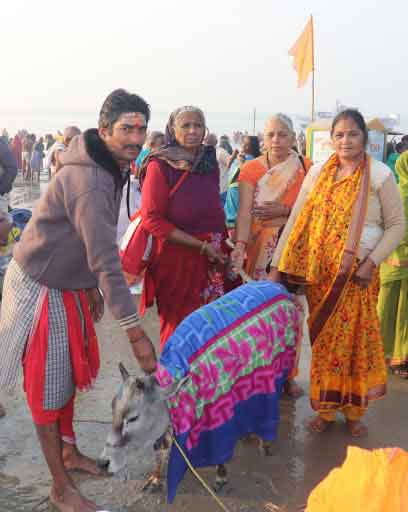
1, 0, 407, 124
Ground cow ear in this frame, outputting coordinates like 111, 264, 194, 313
157, 375, 189, 401
119, 362, 130, 382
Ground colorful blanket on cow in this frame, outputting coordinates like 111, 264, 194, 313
155, 280, 300, 502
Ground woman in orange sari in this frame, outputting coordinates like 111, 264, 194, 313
231, 114, 312, 397
270, 110, 405, 436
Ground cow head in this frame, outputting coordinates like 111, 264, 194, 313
98, 363, 185, 476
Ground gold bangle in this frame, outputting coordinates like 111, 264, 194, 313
200, 241, 208, 255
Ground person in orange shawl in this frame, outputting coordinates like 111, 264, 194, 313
231, 114, 312, 398
306, 446, 408, 511
270, 110, 405, 436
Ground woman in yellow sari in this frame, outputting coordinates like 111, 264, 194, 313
231, 114, 312, 397
270, 110, 405, 436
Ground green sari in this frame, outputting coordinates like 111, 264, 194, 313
378, 151, 408, 373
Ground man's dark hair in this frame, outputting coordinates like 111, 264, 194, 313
98, 89, 151, 132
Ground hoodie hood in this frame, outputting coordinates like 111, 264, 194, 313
60, 129, 127, 191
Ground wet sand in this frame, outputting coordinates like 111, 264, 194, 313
1, 175, 407, 511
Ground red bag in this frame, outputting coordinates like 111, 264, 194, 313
119, 171, 189, 277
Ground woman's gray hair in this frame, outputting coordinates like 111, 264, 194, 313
172, 106, 206, 126
165, 106, 206, 145
266, 113, 295, 134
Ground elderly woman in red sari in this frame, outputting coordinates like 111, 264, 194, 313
270, 110, 405, 437
139, 106, 234, 350
231, 114, 312, 397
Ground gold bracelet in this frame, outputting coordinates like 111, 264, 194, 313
200, 241, 208, 255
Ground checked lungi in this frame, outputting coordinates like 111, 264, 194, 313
0, 259, 99, 440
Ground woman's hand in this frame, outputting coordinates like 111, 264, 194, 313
352, 258, 376, 288
230, 242, 246, 273
268, 267, 282, 283
252, 201, 289, 221
127, 326, 157, 374
203, 243, 228, 265
85, 287, 104, 322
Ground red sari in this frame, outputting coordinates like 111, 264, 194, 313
140, 158, 236, 350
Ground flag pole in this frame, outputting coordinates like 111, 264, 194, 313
311, 14, 315, 122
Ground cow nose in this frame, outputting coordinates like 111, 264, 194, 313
96, 457, 110, 470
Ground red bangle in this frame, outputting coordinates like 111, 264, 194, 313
235, 240, 248, 247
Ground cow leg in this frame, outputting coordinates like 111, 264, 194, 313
259, 439, 275, 456
142, 433, 171, 493
214, 464, 228, 492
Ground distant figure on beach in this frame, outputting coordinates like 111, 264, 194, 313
0, 89, 157, 512
224, 135, 260, 238
44, 126, 81, 178
204, 132, 230, 204
387, 141, 408, 183
30, 136, 44, 181
134, 130, 164, 175
0, 138, 18, 213
11, 133, 22, 170
21, 133, 34, 180
219, 134, 233, 155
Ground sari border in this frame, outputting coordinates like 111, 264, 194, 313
309, 157, 371, 345
310, 383, 387, 410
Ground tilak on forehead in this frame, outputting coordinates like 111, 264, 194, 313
118, 112, 147, 127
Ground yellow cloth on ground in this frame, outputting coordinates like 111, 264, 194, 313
306, 446, 408, 511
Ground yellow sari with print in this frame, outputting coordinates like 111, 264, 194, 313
278, 153, 386, 419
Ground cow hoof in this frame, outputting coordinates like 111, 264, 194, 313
260, 441, 275, 457
213, 478, 228, 494
142, 475, 163, 493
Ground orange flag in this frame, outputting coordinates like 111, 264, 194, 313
289, 17, 314, 88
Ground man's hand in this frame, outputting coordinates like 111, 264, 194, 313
85, 288, 104, 322
127, 325, 157, 374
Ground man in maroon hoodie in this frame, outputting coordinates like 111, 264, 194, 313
0, 89, 157, 512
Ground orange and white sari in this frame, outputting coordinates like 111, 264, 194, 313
245, 151, 306, 280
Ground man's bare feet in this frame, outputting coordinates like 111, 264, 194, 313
283, 379, 304, 399
347, 420, 368, 438
62, 444, 103, 476
0, 402, 5, 418
307, 415, 332, 433
49, 484, 98, 512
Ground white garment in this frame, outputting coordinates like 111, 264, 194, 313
216, 147, 230, 195
117, 178, 141, 244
